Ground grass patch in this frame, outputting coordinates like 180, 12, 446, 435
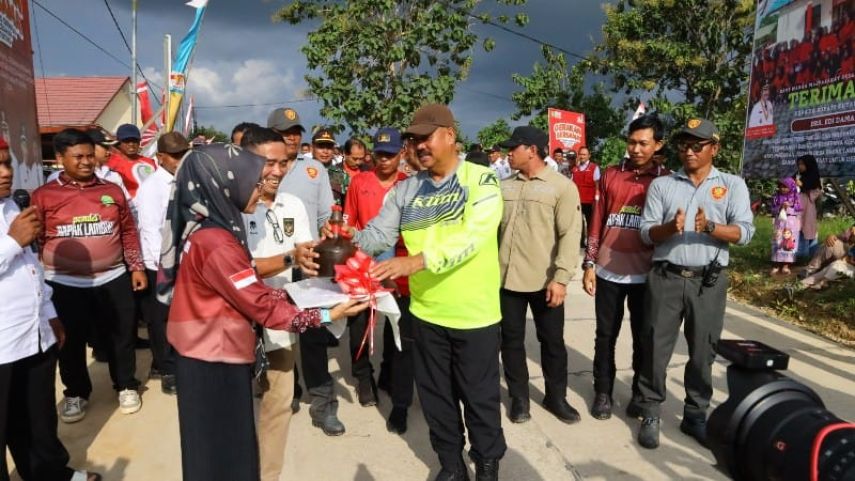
729, 216, 855, 345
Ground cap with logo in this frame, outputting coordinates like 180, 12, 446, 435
498, 126, 549, 152
312, 127, 336, 145
673, 118, 720, 142
85, 128, 117, 147
267, 107, 305, 132
157, 132, 192, 154
116, 124, 142, 141
372, 127, 403, 154
404, 104, 456, 137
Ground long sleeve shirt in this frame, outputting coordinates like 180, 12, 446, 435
0, 198, 58, 364
640, 167, 755, 268
353, 160, 503, 329
167, 227, 320, 364
32, 174, 144, 287
132, 168, 174, 271
585, 163, 669, 283
499, 166, 581, 291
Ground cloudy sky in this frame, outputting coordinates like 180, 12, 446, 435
31, 0, 607, 141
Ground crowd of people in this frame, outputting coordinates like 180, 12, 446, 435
1, 104, 761, 481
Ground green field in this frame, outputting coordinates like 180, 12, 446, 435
729, 216, 855, 345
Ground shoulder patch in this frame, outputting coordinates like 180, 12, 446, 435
479, 172, 498, 187
306, 167, 318, 179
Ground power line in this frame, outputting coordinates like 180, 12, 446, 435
31, 0, 131, 70
195, 97, 318, 110
30, 1, 52, 126
102, 0, 163, 95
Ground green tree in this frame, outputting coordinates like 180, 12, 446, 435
191, 125, 228, 143
476, 118, 512, 150
510, 46, 625, 156
275, 0, 529, 135
589, 0, 755, 171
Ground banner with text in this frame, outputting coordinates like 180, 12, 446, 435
548, 108, 586, 155
742, 0, 855, 178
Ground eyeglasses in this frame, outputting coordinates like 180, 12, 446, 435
676, 140, 715, 153
265, 209, 284, 244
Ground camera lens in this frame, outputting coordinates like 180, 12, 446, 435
708, 367, 855, 481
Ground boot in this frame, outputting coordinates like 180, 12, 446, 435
309, 381, 346, 436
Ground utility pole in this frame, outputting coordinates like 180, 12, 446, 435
130, 0, 138, 125
164, 34, 172, 133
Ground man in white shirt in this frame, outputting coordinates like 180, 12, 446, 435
489, 145, 514, 180
0, 148, 102, 481
133, 132, 189, 395
748, 83, 774, 128
241, 126, 316, 481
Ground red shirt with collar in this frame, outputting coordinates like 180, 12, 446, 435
106, 151, 156, 198
32, 174, 143, 286
167, 227, 320, 364
584, 161, 670, 279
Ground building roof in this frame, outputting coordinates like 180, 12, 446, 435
35, 76, 129, 128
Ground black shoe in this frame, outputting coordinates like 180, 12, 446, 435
386, 406, 408, 434
161, 374, 177, 395
638, 417, 660, 449
291, 396, 301, 415
357, 378, 377, 407
474, 458, 499, 481
543, 397, 581, 424
434, 468, 469, 481
590, 393, 612, 420
508, 397, 531, 423
625, 399, 643, 419
680, 416, 708, 447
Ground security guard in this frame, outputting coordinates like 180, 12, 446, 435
635, 118, 755, 450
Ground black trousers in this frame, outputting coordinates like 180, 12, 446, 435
140, 269, 175, 375
298, 327, 332, 390
348, 310, 374, 380
581, 203, 594, 246
385, 296, 415, 408
412, 316, 506, 469
49, 273, 140, 398
593, 277, 646, 397
176, 354, 259, 481
499, 288, 567, 401
637, 265, 728, 419
0, 348, 74, 481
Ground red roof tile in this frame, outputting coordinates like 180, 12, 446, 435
35, 76, 129, 128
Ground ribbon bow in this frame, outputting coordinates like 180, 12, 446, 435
334, 250, 391, 359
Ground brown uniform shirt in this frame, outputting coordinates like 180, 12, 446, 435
499, 164, 582, 292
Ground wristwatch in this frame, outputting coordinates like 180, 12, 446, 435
283, 253, 294, 268
703, 221, 716, 234
582, 260, 596, 270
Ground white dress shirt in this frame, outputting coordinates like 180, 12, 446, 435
0, 198, 58, 364
243, 193, 313, 351
490, 157, 514, 180
132, 167, 174, 271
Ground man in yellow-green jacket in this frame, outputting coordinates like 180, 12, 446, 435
345, 104, 505, 481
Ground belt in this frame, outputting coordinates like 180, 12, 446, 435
656, 261, 705, 278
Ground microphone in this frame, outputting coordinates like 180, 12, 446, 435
12, 189, 30, 210
11, 189, 37, 252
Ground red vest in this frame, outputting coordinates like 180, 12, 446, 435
572, 163, 598, 204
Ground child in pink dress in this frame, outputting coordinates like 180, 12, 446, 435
770, 177, 802, 275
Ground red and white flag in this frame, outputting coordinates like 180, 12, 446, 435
229, 268, 257, 290
136, 81, 159, 147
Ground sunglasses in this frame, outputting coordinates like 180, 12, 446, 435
676, 140, 715, 153
265, 209, 284, 244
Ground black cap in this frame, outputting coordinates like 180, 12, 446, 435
498, 126, 548, 151
673, 118, 720, 142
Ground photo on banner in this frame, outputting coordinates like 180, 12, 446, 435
547, 108, 586, 155
742, 0, 855, 179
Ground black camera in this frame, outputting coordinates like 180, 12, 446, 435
707, 340, 855, 481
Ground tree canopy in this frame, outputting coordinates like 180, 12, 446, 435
275, 0, 529, 135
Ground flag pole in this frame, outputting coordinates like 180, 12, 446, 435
131, 0, 138, 125
164, 34, 172, 133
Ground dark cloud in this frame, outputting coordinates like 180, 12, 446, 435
32, 0, 607, 140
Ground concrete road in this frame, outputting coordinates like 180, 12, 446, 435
8, 283, 855, 480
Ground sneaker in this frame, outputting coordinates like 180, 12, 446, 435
118, 389, 142, 414
60, 396, 88, 423
590, 393, 613, 420
638, 417, 660, 449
